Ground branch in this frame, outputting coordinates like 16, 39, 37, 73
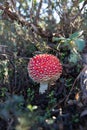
35, 0, 43, 23
0, 1, 61, 39
71, 0, 87, 22
0, 3, 53, 39
10, 0, 16, 10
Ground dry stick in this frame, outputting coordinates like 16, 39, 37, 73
65, 66, 87, 104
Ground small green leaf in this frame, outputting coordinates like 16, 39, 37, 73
27, 105, 37, 112
74, 39, 85, 52
69, 31, 83, 39
69, 52, 78, 64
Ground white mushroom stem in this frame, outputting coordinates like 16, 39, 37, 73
39, 82, 48, 94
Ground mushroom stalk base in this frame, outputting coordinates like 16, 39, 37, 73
39, 82, 48, 94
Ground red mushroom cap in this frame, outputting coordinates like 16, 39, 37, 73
28, 54, 62, 83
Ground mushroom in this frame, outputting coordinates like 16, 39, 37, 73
28, 54, 62, 94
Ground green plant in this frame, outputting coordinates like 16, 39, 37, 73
0, 94, 40, 130
16, 109, 39, 130
43, 91, 57, 119
48, 91, 57, 108
65, 78, 73, 90
0, 60, 8, 84
72, 114, 79, 123
0, 94, 24, 120
27, 104, 37, 112
53, 31, 85, 64
0, 87, 8, 97
27, 88, 34, 104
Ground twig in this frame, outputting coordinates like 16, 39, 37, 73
65, 66, 87, 104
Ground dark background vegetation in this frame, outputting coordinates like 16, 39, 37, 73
0, 0, 87, 130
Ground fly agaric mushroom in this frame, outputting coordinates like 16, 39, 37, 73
28, 54, 62, 94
